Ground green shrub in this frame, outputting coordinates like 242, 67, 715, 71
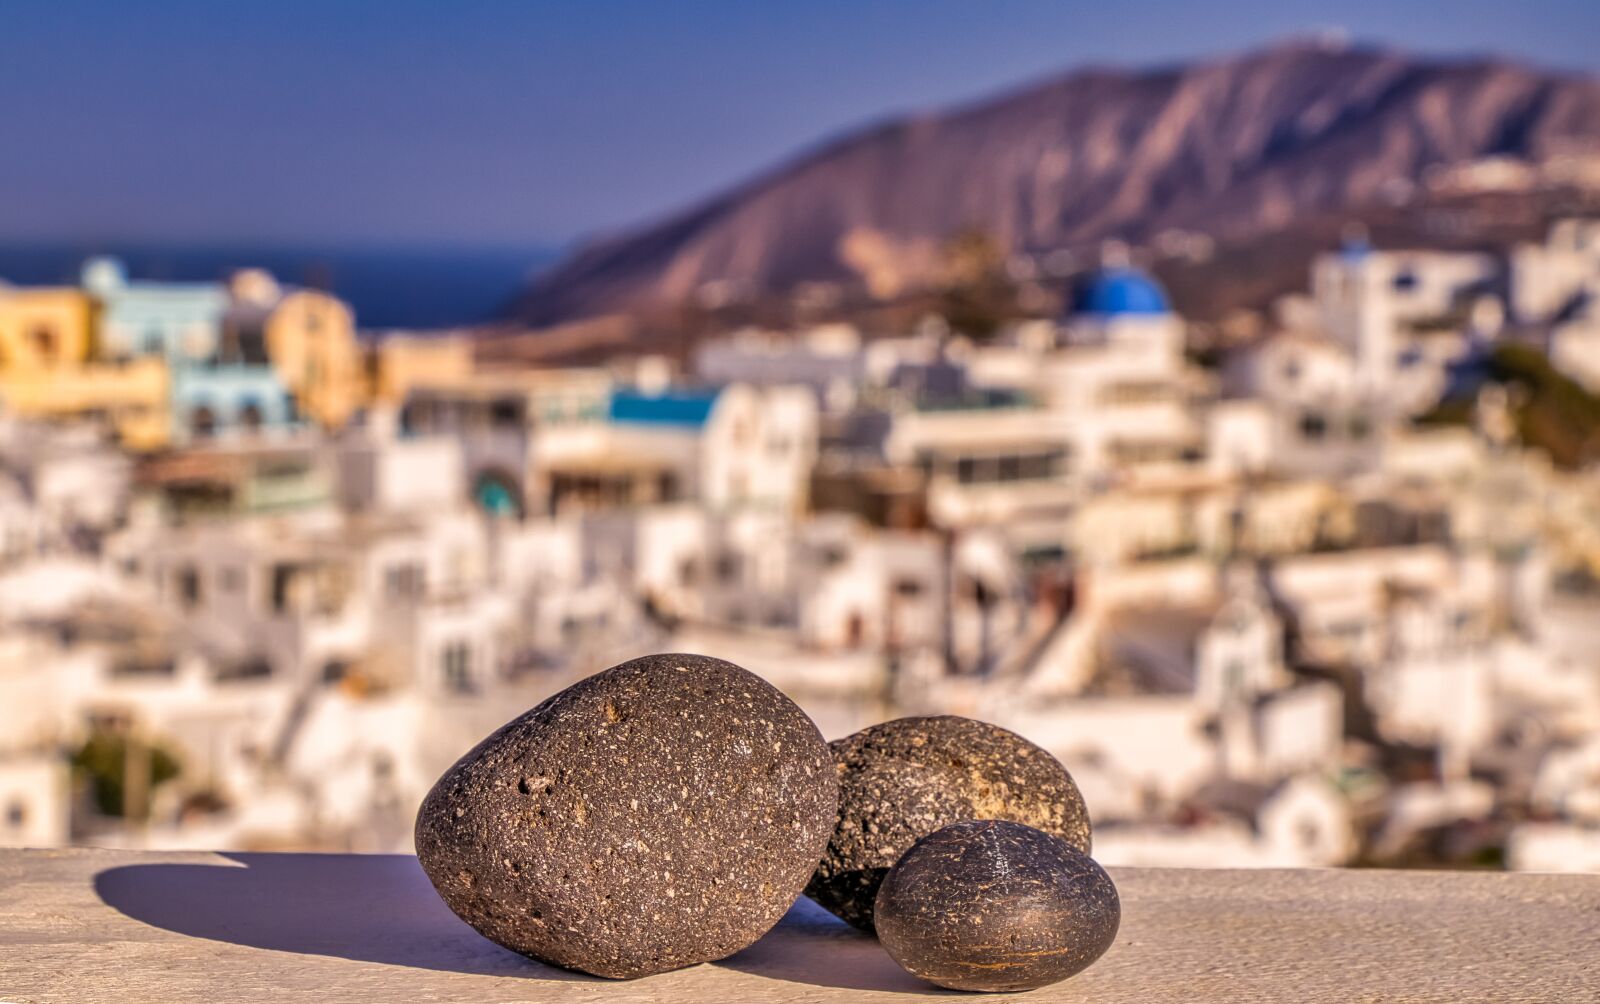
71, 730, 182, 819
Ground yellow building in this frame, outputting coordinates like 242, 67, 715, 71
224, 269, 367, 430
369, 333, 475, 405
0, 285, 170, 449
0, 285, 94, 368
265, 289, 365, 429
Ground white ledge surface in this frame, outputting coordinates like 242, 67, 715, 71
1, 848, 1598, 1002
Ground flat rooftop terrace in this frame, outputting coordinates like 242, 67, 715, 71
1, 848, 1597, 1002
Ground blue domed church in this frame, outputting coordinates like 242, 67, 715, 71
1057, 262, 1183, 365
1067, 266, 1172, 318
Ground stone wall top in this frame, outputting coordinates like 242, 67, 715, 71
1, 848, 1596, 1002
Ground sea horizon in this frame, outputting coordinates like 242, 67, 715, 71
0, 242, 562, 330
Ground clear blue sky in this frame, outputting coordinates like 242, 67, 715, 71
2, 0, 1596, 248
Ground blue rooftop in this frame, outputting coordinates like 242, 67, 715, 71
607, 388, 723, 427
1340, 234, 1373, 262
1069, 267, 1171, 317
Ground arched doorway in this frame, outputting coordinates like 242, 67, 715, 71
190, 404, 217, 439
473, 471, 522, 519
239, 399, 264, 433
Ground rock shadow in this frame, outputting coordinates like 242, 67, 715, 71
93, 852, 593, 982
715, 895, 954, 995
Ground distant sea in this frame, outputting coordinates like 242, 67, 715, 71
0, 244, 561, 331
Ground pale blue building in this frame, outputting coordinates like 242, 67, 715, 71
82, 257, 297, 441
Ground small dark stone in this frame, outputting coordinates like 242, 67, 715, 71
415, 653, 838, 979
875, 819, 1120, 992
805, 715, 1090, 931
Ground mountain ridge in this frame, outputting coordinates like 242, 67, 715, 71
511, 39, 1600, 326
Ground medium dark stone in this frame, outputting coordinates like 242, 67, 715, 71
805, 715, 1090, 931
414, 653, 838, 979
875, 819, 1120, 992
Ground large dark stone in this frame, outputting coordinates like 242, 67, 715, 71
806, 715, 1090, 931
875, 819, 1120, 992
415, 653, 838, 979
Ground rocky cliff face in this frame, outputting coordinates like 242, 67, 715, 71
512, 40, 1600, 324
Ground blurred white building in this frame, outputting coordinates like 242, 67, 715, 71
7, 223, 1600, 872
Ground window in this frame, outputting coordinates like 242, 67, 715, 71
270, 565, 294, 613
1297, 818, 1321, 850
110, 658, 176, 678
1224, 660, 1245, 697
442, 641, 474, 694
178, 566, 202, 608
845, 611, 866, 647
1328, 619, 1367, 640
1299, 412, 1327, 441
1021, 544, 1067, 566
322, 660, 350, 685
5, 800, 25, 829
956, 456, 1001, 484
260, 459, 311, 481
30, 326, 58, 362
239, 400, 264, 432
216, 659, 273, 683
1031, 449, 1067, 480
222, 320, 266, 365
892, 578, 925, 598
490, 399, 521, 429
190, 405, 217, 439
384, 563, 425, 601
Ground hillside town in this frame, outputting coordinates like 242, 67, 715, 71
4, 221, 1600, 874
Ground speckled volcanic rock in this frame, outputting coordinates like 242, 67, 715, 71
875, 820, 1120, 992
414, 653, 838, 979
806, 715, 1090, 931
